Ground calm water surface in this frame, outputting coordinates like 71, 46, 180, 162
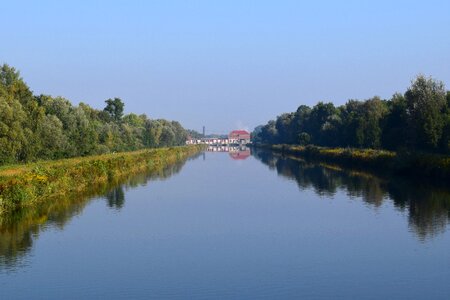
1, 149, 450, 299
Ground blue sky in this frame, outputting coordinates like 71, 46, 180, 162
2, 0, 450, 133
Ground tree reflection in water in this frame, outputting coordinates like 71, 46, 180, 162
1, 149, 448, 271
0, 152, 202, 270
106, 187, 125, 210
252, 149, 450, 241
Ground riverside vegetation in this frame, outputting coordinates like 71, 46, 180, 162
253, 75, 450, 179
254, 144, 450, 180
0, 151, 203, 268
0, 145, 204, 214
252, 148, 450, 240
0, 63, 204, 213
0, 64, 190, 164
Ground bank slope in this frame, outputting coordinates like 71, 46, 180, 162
253, 144, 450, 181
0, 145, 204, 214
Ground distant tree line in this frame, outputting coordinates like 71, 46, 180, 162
186, 129, 228, 139
186, 129, 204, 139
254, 75, 450, 153
0, 64, 189, 164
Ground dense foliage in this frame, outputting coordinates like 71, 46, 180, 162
254, 75, 450, 153
0, 64, 189, 164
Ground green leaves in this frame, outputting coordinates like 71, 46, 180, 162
255, 75, 449, 154
0, 64, 190, 165
103, 97, 124, 123
405, 75, 447, 149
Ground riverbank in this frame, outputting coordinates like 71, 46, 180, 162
0, 145, 204, 214
252, 144, 450, 181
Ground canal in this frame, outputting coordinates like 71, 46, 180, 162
1, 149, 450, 299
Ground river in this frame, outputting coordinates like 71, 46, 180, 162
1, 148, 449, 299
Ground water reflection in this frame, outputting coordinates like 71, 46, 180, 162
2, 149, 449, 273
252, 149, 450, 240
207, 146, 251, 160
106, 187, 125, 210
0, 152, 202, 270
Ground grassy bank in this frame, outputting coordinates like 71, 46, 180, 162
253, 144, 450, 180
0, 145, 204, 214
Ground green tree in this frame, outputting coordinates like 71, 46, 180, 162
382, 93, 408, 150
275, 113, 295, 143
158, 120, 176, 146
0, 65, 28, 163
103, 97, 124, 123
143, 120, 163, 147
71, 107, 98, 155
36, 115, 68, 159
251, 125, 264, 143
308, 102, 340, 146
0, 95, 27, 163
440, 91, 450, 152
360, 97, 387, 148
298, 132, 311, 145
405, 75, 447, 150
0, 64, 192, 164
260, 120, 279, 144
170, 121, 188, 145
292, 105, 311, 138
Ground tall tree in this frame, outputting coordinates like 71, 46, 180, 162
405, 75, 447, 150
360, 97, 387, 148
103, 98, 124, 123
275, 113, 295, 144
308, 102, 340, 146
382, 93, 408, 150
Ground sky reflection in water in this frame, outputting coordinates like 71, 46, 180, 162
1, 149, 449, 299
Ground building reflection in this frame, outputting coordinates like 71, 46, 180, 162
2, 148, 448, 271
252, 148, 450, 241
206, 146, 251, 160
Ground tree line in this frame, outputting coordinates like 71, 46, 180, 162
253, 75, 450, 153
0, 64, 189, 164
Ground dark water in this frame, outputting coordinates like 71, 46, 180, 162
1, 149, 450, 299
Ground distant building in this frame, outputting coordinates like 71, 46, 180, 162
228, 130, 251, 144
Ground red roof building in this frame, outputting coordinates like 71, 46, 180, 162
228, 130, 251, 141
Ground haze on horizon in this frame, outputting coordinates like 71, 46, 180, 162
2, 0, 450, 134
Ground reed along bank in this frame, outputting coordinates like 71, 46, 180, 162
253, 144, 450, 181
0, 145, 204, 214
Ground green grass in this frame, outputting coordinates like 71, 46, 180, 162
254, 144, 450, 180
0, 145, 204, 214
